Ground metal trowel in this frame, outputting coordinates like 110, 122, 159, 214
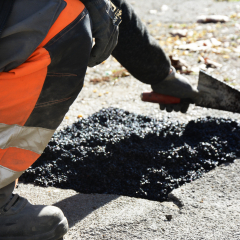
141, 70, 240, 113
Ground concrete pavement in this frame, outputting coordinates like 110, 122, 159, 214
15, 159, 240, 239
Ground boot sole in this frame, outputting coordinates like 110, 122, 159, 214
0, 217, 68, 240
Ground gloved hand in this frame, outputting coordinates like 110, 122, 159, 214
81, 0, 122, 67
151, 67, 198, 113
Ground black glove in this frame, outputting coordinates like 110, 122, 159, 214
81, 0, 122, 67
151, 67, 198, 113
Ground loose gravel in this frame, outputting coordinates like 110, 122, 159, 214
20, 107, 240, 202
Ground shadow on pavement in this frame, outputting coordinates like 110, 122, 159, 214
53, 193, 119, 227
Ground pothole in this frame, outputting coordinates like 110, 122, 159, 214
20, 108, 240, 202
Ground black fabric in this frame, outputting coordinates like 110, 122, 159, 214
24, 9, 92, 130
0, 181, 15, 208
111, 0, 171, 85
0, 0, 66, 72
80, 0, 121, 67
0, 0, 15, 37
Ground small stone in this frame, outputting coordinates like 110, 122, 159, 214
166, 215, 172, 221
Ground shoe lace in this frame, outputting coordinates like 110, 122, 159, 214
1, 194, 19, 213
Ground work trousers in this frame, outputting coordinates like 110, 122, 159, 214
0, 0, 92, 188
0, 0, 170, 189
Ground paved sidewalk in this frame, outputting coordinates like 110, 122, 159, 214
132, 0, 239, 23
15, 159, 240, 239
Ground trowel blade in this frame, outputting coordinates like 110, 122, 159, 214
196, 70, 240, 113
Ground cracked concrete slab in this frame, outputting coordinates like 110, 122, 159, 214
15, 159, 240, 239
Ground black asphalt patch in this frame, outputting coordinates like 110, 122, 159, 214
20, 108, 240, 201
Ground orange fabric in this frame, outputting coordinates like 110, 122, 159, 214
38, 0, 85, 48
0, 148, 40, 172
0, 48, 51, 126
15, 178, 18, 188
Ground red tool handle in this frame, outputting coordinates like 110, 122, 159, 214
141, 92, 181, 104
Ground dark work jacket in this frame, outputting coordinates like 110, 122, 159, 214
0, 0, 66, 72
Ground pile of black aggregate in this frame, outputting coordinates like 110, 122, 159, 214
20, 108, 240, 201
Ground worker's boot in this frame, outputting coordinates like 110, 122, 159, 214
0, 182, 68, 240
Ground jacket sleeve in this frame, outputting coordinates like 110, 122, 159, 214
111, 0, 171, 85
